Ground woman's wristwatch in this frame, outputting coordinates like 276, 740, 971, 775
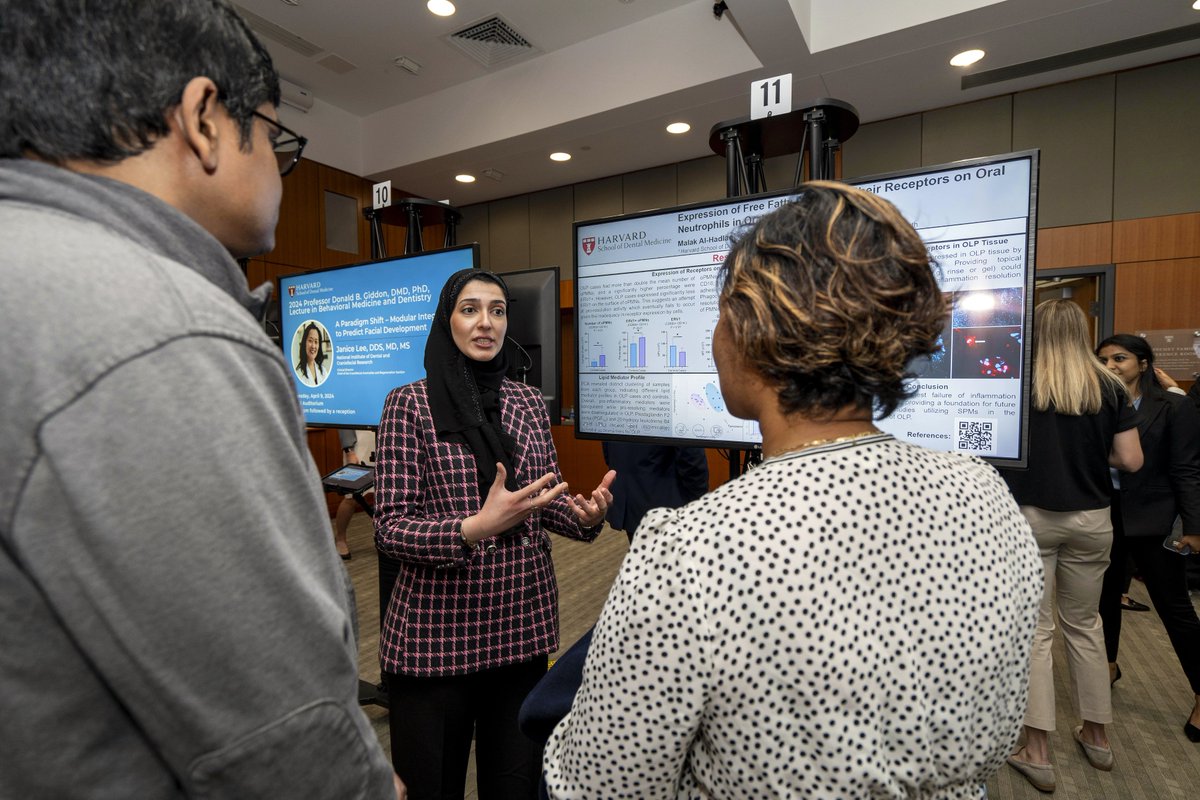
459, 523, 477, 552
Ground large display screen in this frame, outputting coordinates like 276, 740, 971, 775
503, 267, 562, 423
279, 244, 479, 428
574, 151, 1038, 466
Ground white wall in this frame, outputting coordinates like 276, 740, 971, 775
278, 96, 363, 176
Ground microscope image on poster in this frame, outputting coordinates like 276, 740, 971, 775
909, 295, 953, 380
949, 287, 1024, 379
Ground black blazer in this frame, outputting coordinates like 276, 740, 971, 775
601, 442, 709, 536
1117, 387, 1200, 537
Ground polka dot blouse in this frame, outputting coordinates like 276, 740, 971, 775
543, 434, 1042, 799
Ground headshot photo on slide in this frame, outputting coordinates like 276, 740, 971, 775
293, 319, 332, 388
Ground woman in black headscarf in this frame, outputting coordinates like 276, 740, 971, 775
373, 268, 615, 800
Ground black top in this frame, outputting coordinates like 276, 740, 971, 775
1115, 387, 1200, 537
1000, 383, 1139, 511
601, 442, 709, 536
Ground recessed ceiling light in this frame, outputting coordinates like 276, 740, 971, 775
950, 49, 985, 67
1194, 0, 1200, 10
427, 0, 456, 16
455, 174, 476, 183
550, 152, 572, 162
666, 122, 691, 134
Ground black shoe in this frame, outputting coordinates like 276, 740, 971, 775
1120, 597, 1150, 612
1110, 664, 1122, 686
1186, 721, 1200, 743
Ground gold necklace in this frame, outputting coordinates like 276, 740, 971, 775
763, 429, 880, 459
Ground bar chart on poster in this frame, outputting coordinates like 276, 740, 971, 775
573, 151, 1038, 466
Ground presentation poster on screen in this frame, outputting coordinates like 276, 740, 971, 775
280, 246, 476, 428
574, 152, 1036, 464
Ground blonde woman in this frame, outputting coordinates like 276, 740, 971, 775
1000, 299, 1143, 792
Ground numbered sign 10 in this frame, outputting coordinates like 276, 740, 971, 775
372, 180, 392, 210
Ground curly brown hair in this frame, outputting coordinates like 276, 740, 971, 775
718, 181, 948, 419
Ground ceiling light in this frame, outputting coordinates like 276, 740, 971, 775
950, 49, 985, 67
550, 152, 571, 162
427, 0, 455, 16
666, 122, 691, 134
455, 174, 476, 183
1194, 0, 1200, 10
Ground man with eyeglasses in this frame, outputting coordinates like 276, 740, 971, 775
0, 2, 402, 798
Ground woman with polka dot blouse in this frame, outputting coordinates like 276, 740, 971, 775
543, 182, 1044, 799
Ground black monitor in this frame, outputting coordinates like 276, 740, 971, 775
573, 150, 1039, 467
278, 244, 479, 429
503, 267, 562, 423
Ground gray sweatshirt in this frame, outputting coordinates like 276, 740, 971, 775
0, 160, 395, 798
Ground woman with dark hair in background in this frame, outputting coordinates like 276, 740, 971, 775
544, 182, 1043, 799
295, 320, 327, 386
1096, 333, 1200, 743
373, 268, 615, 800
1000, 300, 1142, 792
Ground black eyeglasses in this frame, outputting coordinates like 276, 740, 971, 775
252, 110, 308, 177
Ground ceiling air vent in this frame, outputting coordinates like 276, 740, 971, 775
446, 15, 540, 69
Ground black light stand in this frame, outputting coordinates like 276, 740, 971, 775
707, 98, 860, 478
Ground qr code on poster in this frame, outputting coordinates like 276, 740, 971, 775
956, 419, 995, 455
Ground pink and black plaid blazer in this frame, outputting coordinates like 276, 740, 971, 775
373, 378, 600, 677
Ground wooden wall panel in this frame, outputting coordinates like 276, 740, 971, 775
375, 219, 451, 258
1114, 57, 1200, 220
381, 222, 408, 258
1113, 257, 1200, 332
842, 115, 922, 180
677, 156, 725, 205
1013, 74, 1115, 228
317, 164, 371, 268
248, 258, 306, 289
263, 157, 321, 269
574, 176, 623, 222
763, 153, 800, 192
1112, 212, 1200, 264
529, 186, 574, 277
458, 203, 491, 267
622, 164, 677, 214
922, 96, 1012, 166
488, 195, 531, 271
1035, 223, 1113, 270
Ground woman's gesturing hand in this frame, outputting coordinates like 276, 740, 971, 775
461, 463, 569, 544
566, 469, 616, 529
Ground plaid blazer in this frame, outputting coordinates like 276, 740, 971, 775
374, 378, 599, 676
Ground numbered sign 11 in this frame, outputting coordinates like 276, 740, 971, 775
750, 73, 792, 120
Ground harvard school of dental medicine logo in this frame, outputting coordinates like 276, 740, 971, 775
582, 237, 596, 255
287, 285, 296, 297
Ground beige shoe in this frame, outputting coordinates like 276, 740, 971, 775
1007, 747, 1055, 793
1073, 726, 1114, 771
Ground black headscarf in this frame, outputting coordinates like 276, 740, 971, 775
425, 268, 520, 500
